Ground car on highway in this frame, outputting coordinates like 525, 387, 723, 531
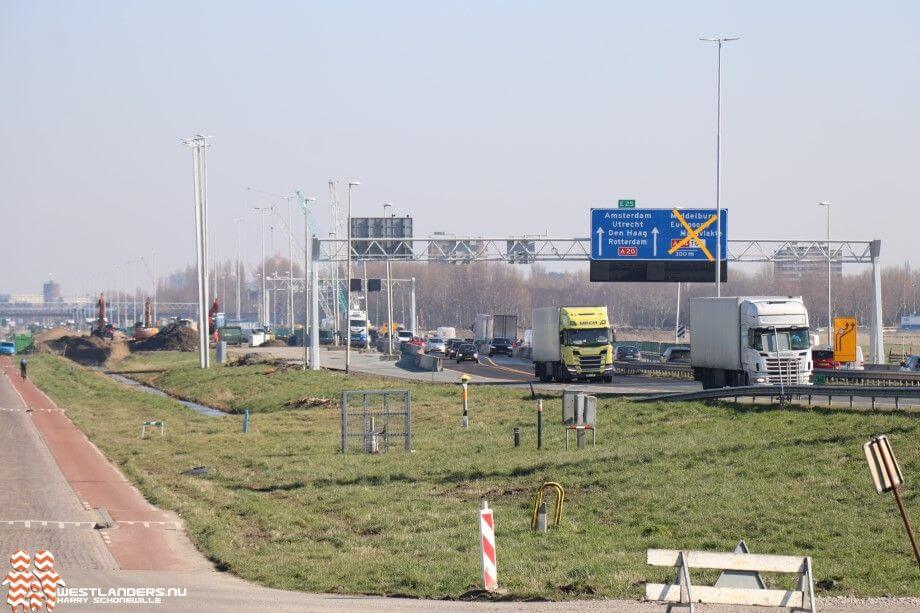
407, 337, 426, 351
661, 347, 690, 364
488, 337, 515, 357
0, 341, 15, 356
901, 355, 920, 373
445, 338, 465, 358
812, 348, 840, 370
614, 345, 642, 362
455, 343, 479, 363
426, 337, 446, 353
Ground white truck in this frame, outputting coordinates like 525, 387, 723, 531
689, 296, 813, 388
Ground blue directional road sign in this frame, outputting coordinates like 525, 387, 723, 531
590, 208, 727, 262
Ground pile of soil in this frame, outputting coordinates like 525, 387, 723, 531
132, 323, 199, 352
38, 335, 112, 365
282, 396, 332, 409
260, 339, 287, 348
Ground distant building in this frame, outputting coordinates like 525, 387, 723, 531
773, 245, 842, 283
10, 294, 43, 305
43, 280, 62, 303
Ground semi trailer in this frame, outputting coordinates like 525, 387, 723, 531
689, 296, 813, 388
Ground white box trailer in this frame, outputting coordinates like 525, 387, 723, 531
689, 296, 812, 388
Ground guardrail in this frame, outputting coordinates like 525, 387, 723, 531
613, 360, 692, 378
813, 368, 920, 386
637, 384, 920, 409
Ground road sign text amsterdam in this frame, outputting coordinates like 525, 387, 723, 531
590, 208, 728, 262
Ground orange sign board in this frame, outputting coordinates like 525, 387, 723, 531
833, 317, 857, 363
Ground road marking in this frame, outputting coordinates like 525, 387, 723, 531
668, 209, 717, 261
482, 358, 533, 377
0, 520, 97, 529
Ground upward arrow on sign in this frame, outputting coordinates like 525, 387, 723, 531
651, 227, 659, 257
595, 227, 604, 256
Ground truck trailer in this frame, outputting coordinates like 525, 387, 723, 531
689, 296, 812, 388
532, 306, 614, 382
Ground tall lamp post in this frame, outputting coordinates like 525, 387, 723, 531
299, 195, 316, 371
700, 35, 739, 297
345, 181, 360, 374
383, 202, 394, 355
234, 218, 243, 321
819, 201, 833, 345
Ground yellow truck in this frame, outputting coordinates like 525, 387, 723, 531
532, 306, 614, 382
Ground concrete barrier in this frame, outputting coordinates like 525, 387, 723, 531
397, 345, 442, 372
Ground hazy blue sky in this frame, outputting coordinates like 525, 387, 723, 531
2, 1, 918, 294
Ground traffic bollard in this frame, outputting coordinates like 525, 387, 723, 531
242, 409, 250, 433
513, 427, 521, 448
537, 400, 543, 449
460, 374, 470, 428
536, 501, 548, 533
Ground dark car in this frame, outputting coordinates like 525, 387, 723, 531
456, 343, 479, 363
445, 338, 465, 358
661, 347, 690, 364
614, 345, 642, 362
488, 337, 515, 357
812, 348, 839, 370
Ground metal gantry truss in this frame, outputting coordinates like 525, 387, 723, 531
316, 237, 879, 264
314, 236, 884, 363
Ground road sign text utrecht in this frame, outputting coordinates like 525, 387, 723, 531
591, 208, 728, 262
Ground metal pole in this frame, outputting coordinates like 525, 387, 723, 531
190, 141, 207, 369
826, 203, 833, 345
301, 196, 315, 370
287, 196, 294, 330
715, 39, 722, 297
870, 240, 884, 364
410, 277, 417, 336
200, 139, 210, 369
152, 252, 157, 325
701, 36, 738, 296
892, 485, 920, 569
674, 282, 681, 343
363, 261, 369, 350
259, 209, 268, 327
537, 399, 543, 449
386, 259, 394, 355
235, 219, 242, 321
346, 182, 359, 373
311, 264, 320, 370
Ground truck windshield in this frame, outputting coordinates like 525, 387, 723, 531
349, 319, 366, 327
751, 327, 810, 351
563, 328, 611, 347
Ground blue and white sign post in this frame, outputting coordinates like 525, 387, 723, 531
590, 208, 727, 263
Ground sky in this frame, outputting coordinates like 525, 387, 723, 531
1, 1, 918, 295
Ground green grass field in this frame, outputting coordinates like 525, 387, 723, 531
24, 352, 920, 599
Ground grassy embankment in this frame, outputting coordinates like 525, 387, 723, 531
25, 351, 920, 599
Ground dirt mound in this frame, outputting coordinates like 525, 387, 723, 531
282, 396, 332, 409
132, 323, 199, 352
260, 339, 287, 348
38, 335, 112, 365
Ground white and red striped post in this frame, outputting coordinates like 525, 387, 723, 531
479, 500, 498, 591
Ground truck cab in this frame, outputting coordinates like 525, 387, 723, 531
348, 309, 369, 348
690, 297, 812, 388
532, 306, 614, 383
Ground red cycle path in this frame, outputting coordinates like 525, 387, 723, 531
0, 358, 202, 571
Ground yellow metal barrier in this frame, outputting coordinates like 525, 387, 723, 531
531, 482, 564, 530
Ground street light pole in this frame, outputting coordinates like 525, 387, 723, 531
700, 35, 739, 297
383, 203, 394, 355
300, 195, 316, 371
820, 201, 833, 345
234, 219, 242, 321
345, 181, 359, 374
